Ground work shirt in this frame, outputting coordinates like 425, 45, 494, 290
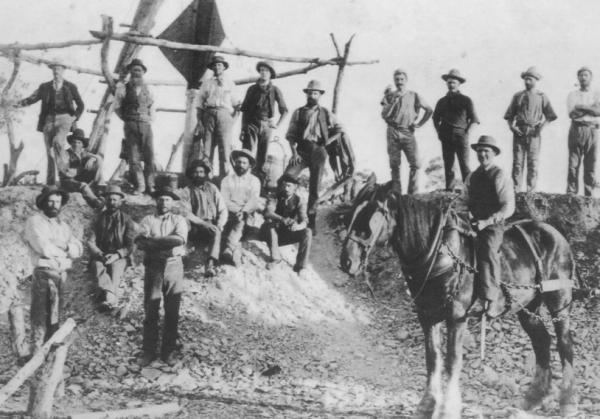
433, 91, 479, 130
178, 182, 228, 229
241, 82, 288, 125
567, 88, 600, 124
88, 209, 137, 258
465, 164, 515, 222
381, 90, 429, 129
114, 81, 155, 122
504, 89, 557, 126
266, 193, 308, 229
220, 171, 261, 213
286, 105, 342, 144
65, 149, 97, 170
197, 75, 240, 113
139, 212, 188, 259
23, 213, 83, 271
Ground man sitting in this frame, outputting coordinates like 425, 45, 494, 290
261, 174, 312, 275
220, 149, 262, 266
59, 129, 104, 208
178, 159, 228, 277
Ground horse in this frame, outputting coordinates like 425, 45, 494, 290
340, 191, 577, 419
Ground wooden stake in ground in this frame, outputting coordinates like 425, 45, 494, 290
1, 49, 25, 186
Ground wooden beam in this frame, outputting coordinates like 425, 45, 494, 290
0, 318, 76, 407
331, 34, 355, 114
87, 107, 186, 114
1, 50, 25, 186
67, 403, 180, 419
100, 16, 116, 94
0, 39, 101, 52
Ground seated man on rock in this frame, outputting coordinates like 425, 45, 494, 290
178, 159, 228, 277
261, 173, 312, 275
59, 128, 104, 208
220, 149, 262, 266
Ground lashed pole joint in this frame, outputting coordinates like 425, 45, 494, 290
1, 49, 25, 186
100, 16, 116, 94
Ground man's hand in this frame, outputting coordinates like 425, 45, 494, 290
135, 236, 153, 251
268, 119, 278, 129
65, 168, 77, 178
84, 157, 96, 171
510, 125, 524, 136
235, 211, 245, 222
474, 219, 491, 231
289, 150, 302, 166
104, 253, 120, 264
71, 119, 78, 131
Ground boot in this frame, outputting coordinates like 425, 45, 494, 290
308, 214, 317, 235
205, 258, 216, 278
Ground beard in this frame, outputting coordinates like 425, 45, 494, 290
44, 208, 60, 218
234, 166, 249, 176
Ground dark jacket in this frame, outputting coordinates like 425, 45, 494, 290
286, 105, 342, 145
240, 82, 287, 125
88, 210, 137, 260
19, 80, 85, 132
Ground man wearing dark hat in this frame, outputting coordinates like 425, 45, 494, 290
88, 185, 136, 311
465, 136, 515, 317
178, 159, 228, 277
433, 69, 480, 190
261, 173, 312, 275
381, 69, 433, 194
285, 79, 343, 233
23, 186, 83, 352
240, 61, 289, 180
135, 186, 188, 366
18, 63, 85, 185
220, 149, 262, 266
504, 67, 557, 192
59, 128, 104, 208
196, 55, 241, 177
114, 58, 156, 195
566, 66, 600, 196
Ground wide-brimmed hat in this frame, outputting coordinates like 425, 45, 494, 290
47, 62, 66, 70
303, 79, 325, 94
256, 60, 276, 79
279, 173, 299, 185
185, 159, 212, 179
36, 186, 69, 210
126, 58, 147, 73
441, 69, 466, 84
102, 184, 125, 198
209, 55, 229, 71
577, 66, 593, 76
67, 129, 89, 148
230, 149, 256, 167
521, 66, 541, 80
151, 186, 180, 201
471, 135, 501, 155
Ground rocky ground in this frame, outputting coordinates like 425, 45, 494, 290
0, 186, 599, 418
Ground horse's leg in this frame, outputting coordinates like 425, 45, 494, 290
414, 317, 444, 419
552, 309, 577, 416
434, 318, 466, 419
517, 298, 553, 410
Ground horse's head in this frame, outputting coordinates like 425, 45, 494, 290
340, 181, 396, 276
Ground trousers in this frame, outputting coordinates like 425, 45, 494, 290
439, 127, 471, 189
202, 107, 234, 177
512, 129, 541, 192
42, 114, 74, 185
386, 126, 420, 194
284, 140, 328, 215
124, 120, 155, 193
222, 212, 246, 256
476, 224, 504, 302
91, 258, 128, 305
189, 223, 222, 261
567, 123, 598, 196
242, 120, 273, 179
30, 267, 66, 354
261, 224, 312, 269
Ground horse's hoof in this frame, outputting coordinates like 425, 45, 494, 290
560, 404, 578, 418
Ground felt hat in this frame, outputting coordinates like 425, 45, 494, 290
102, 184, 125, 198
185, 159, 212, 179
67, 129, 89, 148
208, 55, 229, 70
151, 186, 180, 201
126, 58, 147, 73
36, 186, 69, 210
230, 149, 256, 167
256, 60, 276, 79
521, 66, 541, 80
577, 66, 593, 76
441, 69, 466, 84
47, 62, 66, 70
471, 135, 501, 155
279, 173, 299, 185
303, 79, 325, 94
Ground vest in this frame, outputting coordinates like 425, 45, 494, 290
121, 82, 153, 122
468, 165, 503, 220
298, 106, 331, 144
275, 194, 302, 222
36, 80, 78, 131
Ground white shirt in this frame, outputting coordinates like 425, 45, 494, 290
139, 212, 188, 258
567, 88, 600, 123
197, 75, 240, 113
220, 171, 261, 213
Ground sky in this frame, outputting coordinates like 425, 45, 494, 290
1, 0, 600, 193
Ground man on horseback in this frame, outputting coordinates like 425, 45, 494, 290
466, 135, 515, 317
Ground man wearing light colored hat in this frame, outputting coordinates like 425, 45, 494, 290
114, 58, 156, 195
18, 62, 85, 185
285, 79, 343, 233
433, 69, 480, 190
566, 66, 600, 196
504, 67, 557, 192
197, 55, 241, 177
464, 135, 515, 318
240, 61, 288, 181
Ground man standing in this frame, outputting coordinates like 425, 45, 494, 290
136, 186, 188, 366
59, 129, 104, 208
465, 136, 515, 317
566, 67, 600, 196
504, 67, 557, 192
23, 186, 83, 352
240, 60, 288, 181
88, 185, 136, 311
433, 69, 480, 190
285, 80, 343, 233
179, 159, 228, 277
197, 56, 241, 177
220, 149, 262, 266
261, 174, 312, 275
114, 59, 156, 195
18, 63, 85, 185
381, 69, 433, 194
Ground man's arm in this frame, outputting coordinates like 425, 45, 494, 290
285, 109, 301, 162
70, 83, 85, 121
118, 216, 138, 258
113, 83, 126, 120
415, 93, 433, 128
274, 86, 289, 129
465, 97, 480, 135
215, 188, 229, 230
432, 99, 442, 132
503, 94, 522, 135
147, 86, 156, 122
87, 220, 104, 258
24, 216, 68, 259
241, 177, 262, 213
17, 86, 41, 107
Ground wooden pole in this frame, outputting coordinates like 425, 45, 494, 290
0, 39, 101, 52
1, 50, 25, 186
67, 403, 180, 419
331, 34, 355, 114
180, 89, 198, 171
0, 318, 76, 407
100, 16, 116, 94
